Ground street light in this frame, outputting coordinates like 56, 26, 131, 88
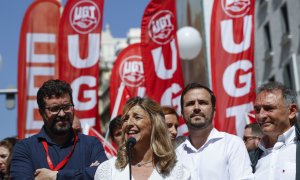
0, 88, 17, 110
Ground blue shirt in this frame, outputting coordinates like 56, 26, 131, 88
10, 127, 108, 179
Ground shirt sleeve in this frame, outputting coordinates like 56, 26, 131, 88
10, 141, 35, 179
94, 158, 113, 180
56, 136, 108, 180
227, 135, 254, 180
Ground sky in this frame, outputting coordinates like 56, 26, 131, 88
0, 0, 149, 139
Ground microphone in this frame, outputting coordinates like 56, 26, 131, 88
127, 137, 136, 149
127, 137, 136, 180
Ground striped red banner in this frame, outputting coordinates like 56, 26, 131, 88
59, 0, 104, 132
141, 0, 186, 135
110, 43, 145, 119
210, 0, 256, 136
18, 0, 61, 138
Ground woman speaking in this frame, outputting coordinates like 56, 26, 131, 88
95, 97, 190, 180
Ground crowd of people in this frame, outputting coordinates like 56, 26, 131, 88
0, 79, 298, 179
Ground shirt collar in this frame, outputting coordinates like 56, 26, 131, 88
258, 126, 296, 152
37, 126, 77, 146
279, 125, 296, 144
184, 128, 224, 152
37, 126, 54, 143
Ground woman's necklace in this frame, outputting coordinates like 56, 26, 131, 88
134, 160, 153, 167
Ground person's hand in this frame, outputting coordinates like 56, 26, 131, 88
34, 168, 58, 180
90, 160, 100, 167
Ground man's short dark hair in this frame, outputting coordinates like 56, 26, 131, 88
245, 123, 263, 138
180, 82, 216, 112
109, 115, 122, 140
37, 79, 73, 109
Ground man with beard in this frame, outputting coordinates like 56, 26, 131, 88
10, 79, 107, 180
176, 83, 253, 180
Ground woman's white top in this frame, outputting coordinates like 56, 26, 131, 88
94, 157, 191, 180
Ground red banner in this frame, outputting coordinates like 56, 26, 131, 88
59, 0, 104, 132
110, 43, 145, 119
210, 0, 256, 136
83, 126, 117, 158
141, 0, 186, 135
18, 0, 61, 138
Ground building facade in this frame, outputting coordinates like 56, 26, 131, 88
254, 0, 300, 101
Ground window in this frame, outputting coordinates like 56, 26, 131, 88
283, 55, 300, 92
269, 76, 275, 82
263, 23, 273, 59
280, 3, 290, 35
259, 0, 268, 6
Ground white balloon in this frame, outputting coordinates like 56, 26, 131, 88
177, 26, 202, 60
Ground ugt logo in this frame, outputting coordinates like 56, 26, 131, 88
148, 10, 175, 45
221, 0, 251, 18
69, 0, 101, 34
119, 56, 145, 87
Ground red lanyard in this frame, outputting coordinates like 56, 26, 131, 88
42, 133, 78, 171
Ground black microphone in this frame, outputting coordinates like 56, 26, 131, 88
127, 137, 136, 149
127, 137, 136, 180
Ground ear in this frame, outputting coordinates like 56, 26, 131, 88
288, 103, 298, 120
39, 109, 47, 120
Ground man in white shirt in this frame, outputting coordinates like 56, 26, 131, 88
252, 81, 298, 180
176, 82, 253, 180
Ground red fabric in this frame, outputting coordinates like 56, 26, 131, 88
59, 0, 104, 132
110, 43, 145, 119
141, 0, 186, 135
88, 127, 117, 157
42, 133, 78, 170
18, 0, 61, 138
210, 0, 256, 136
246, 113, 256, 124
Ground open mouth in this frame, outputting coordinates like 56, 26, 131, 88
126, 130, 139, 138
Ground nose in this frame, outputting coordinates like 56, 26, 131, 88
124, 117, 135, 130
169, 126, 177, 137
193, 102, 201, 113
127, 117, 134, 125
57, 108, 66, 116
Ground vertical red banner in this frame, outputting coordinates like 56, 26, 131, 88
141, 0, 186, 135
210, 0, 256, 136
110, 43, 145, 119
18, 0, 61, 138
59, 0, 104, 132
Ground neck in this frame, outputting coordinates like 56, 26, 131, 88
44, 127, 73, 145
261, 135, 278, 149
261, 127, 293, 148
188, 125, 213, 149
131, 143, 153, 165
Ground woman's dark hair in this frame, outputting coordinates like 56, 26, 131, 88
0, 137, 18, 178
109, 115, 123, 141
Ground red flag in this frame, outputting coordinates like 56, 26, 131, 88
210, 0, 256, 137
18, 0, 61, 138
59, 0, 104, 132
141, 0, 186, 135
245, 112, 256, 124
110, 43, 146, 119
84, 126, 117, 158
